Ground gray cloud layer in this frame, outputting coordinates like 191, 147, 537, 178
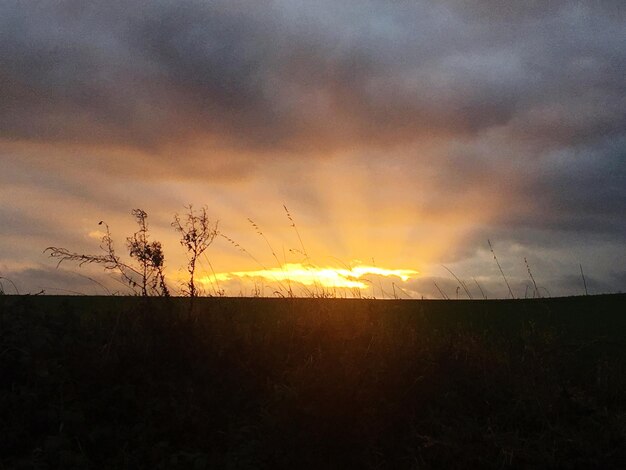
2, 1, 624, 149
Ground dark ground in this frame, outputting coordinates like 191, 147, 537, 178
1, 294, 625, 469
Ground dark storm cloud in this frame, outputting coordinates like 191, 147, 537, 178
2, 0, 623, 150
1, 0, 625, 240
484, 136, 626, 239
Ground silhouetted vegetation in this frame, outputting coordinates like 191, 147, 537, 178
45, 210, 169, 297
41, 206, 598, 300
2, 294, 625, 468
127, 209, 169, 297
172, 205, 219, 298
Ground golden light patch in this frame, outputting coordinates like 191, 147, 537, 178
200, 263, 418, 290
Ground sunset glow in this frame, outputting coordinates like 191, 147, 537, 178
1, 1, 625, 298
201, 263, 419, 290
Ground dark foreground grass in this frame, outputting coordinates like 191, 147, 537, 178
1, 295, 626, 469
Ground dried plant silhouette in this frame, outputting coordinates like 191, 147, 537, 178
442, 265, 473, 299
488, 239, 515, 299
127, 209, 169, 296
524, 257, 541, 299
0, 276, 20, 295
39, 205, 601, 300
580, 263, 589, 295
284, 204, 309, 263
172, 205, 219, 297
45, 209, 169, 296
219, 233, 292, 297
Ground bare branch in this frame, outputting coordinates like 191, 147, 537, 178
172, 205, 219, 297
45, 209, 170, 296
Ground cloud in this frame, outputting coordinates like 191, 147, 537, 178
2, 1, 624, 153
0, 265, 124, 295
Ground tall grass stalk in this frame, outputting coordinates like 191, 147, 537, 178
580, 264, 589, 296
248, 218, 294, 297
393, 282, 413, 299
524, 257, 540, 298
488, 239, 515, 299
0, 277, 20, 295
200, 252, 224, 296
220, 233, 290, 296
284, 204, 309, 263
441, 265, 473, 299
473, 277, 487, 299
433, 281, 449, 300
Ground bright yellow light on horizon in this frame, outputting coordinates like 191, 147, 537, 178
199, 263, 419, 290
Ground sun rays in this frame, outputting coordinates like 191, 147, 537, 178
201, 262, 419, 291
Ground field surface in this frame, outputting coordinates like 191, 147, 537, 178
1, 294, 626, 469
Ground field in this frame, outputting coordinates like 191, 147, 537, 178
2, 294, 626, 469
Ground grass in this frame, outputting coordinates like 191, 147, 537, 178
1, 294, 626, 468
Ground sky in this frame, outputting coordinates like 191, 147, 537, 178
1, 0, 625, 298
